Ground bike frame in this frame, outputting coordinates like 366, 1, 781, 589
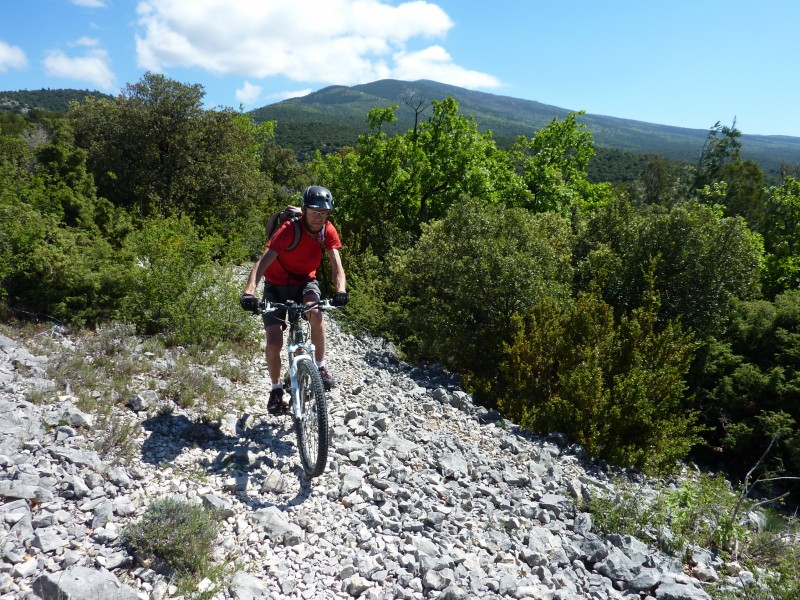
256, 297, 333, 477
283, 302, 316, 417
262, 299, 330, 413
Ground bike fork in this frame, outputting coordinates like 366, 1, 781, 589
286, 343, 315, 415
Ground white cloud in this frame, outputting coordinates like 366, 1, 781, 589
73, 36, 100, 47
392, 46, 502, 89
269, 89, 313, 102
0, 41, 28, 72
72, 0, 108, 7
134, 0, 498, 90
43, 48, 116, 90
235, 81, 262, 105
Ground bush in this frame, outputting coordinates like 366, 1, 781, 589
691, 291, 800, 486
336, 246, 409, 342
0, 130, 133, 325
576, 198, 763, 338
120, 214, 257, 347
499, 286, 703, 474
395, 198, 574, 390
122, 497, 219, 577
588, 473, 741, 556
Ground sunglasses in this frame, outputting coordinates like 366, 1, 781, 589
306, 208, 331, 218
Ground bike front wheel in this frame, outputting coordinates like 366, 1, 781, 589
294, 359, 329, 477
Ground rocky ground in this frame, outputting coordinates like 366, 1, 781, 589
0, 316, 749, 599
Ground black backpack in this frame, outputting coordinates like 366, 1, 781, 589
266, 206, 303, 251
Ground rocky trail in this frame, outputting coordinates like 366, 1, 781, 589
0, 316, 734, 599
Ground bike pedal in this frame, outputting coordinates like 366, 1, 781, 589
267, 402, 289, 415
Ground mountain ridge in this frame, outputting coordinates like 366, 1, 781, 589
3, 82, 799, 176
250, 79, 800, 175
0, 88, 114, 114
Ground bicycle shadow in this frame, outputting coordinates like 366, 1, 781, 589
139, 411, 316, 509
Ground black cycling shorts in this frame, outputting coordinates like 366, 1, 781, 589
261, 280, 321, 329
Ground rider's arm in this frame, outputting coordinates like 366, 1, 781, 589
244, 247, 278, 295
327, 248, 346, 293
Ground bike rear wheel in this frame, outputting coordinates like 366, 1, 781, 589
294, 359, 329, 477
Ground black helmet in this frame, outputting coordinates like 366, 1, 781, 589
301, 185, 333, 210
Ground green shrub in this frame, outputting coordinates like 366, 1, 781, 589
692, 291, 800, 486
120, 214, 257, 347
392, 197, 574, 390
0, 131, 133, 325
337, 245, 410, 343
576, 198, 763, 338
499, 286, 703, 474
163, 262, 258, 348
122, 497, 220, 577
588, 473, 741, 556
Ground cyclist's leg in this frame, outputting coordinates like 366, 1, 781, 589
262, 284, 289, 385
265, 325, 283, 385
301, 280, 325, 362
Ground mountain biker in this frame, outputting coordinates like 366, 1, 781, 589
240, 185, 349, 414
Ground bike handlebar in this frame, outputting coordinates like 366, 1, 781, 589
256, 298, 336, 315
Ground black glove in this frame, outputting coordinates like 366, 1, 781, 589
240, 293, 259, 313
332, 291, 350, 307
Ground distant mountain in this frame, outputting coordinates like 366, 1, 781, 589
250, 79, 800, 177
0, 89, 114, 114
4, 83, 798, 180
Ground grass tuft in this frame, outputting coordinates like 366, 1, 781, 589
122, 497, 221, 589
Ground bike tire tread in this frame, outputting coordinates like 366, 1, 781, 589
295, 360, 329, 477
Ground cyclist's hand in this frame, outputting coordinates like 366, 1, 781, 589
240, 293, 259, 313
332, 291, 350, 307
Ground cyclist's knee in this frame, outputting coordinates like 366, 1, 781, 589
266, 326, 283, 347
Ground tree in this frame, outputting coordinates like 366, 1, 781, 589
309, 98, 526, 257
69, 73, 268, 251
631, 154, 693, 207
390, 198, 574, 390
256, 119, 307, 203
762, 177, 800, 297
576, 198, 763, 338
694, 120, 742, 192
718, 159, 767, 231
509, 111, 596, 214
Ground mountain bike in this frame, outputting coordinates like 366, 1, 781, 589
256, 298, 334, 477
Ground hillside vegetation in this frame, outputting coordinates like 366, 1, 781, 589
0, 88, 114, 114
1, 72, 799, 596
250, 79, 800, 179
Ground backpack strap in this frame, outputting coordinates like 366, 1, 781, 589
286, 218, 302, 252
285, 217, 325, 254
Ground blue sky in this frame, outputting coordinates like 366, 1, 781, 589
2, 0, 799, 137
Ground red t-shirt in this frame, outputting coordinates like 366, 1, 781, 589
264, 218, 342, 285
